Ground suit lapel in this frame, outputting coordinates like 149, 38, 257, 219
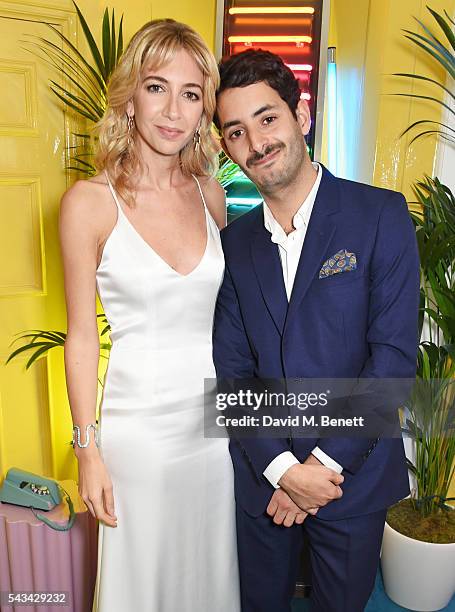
250, 205, 288, 335
284, 167, 340, 330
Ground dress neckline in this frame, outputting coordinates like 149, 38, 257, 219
104, 171, 210, 278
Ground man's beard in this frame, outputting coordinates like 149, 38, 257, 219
241, 133, 306, 195
245, 142, 284, 169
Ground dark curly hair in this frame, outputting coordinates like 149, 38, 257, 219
214, 49, 301, 130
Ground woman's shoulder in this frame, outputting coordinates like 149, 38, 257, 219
61, 174, 111, 208
60, 174, 114, 231
64, 172, 108, 194
198, 175, 226, 229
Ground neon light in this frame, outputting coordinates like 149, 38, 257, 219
231, 44, 311, 54
228, 35, 312, 43
235, 17, 312, 26
327, 50, 338, 174
229, 7, 315, 14
227, 197, 263, 205
286, 64, 313, 71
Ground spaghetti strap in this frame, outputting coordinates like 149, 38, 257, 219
191, 174, 208, 212
104, 170, 124, 215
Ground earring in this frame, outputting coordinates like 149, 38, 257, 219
127, 114, 134, 145
193, 128, 201, 152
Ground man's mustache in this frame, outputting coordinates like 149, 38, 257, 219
246, 143, 284, 168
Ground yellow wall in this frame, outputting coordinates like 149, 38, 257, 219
1, 0, 453, 498
324, 0, 455, 499
324, 0, 455, 203
0, 0, 217, 485
77, 0, 216, 61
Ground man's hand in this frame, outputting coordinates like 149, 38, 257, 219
304, 454, 325, 467
266, 489, 317, 527
278, 456, 344, 510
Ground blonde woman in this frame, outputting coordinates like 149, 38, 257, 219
59, 19, 240, 611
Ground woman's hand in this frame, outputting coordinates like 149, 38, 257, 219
76, 448, 118, 527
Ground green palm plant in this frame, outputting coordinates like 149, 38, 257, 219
389, 8, 455, 532
402, 376, 455, 520
404, 176, 455, 519
6, 315, 112, 385
23, 0, 123, 175
412, 176, 455, 357
393, 6, 455, 146
5, 3, 121, 375
5, 4, 245, 372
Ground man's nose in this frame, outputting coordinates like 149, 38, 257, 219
247, 130, 267, 154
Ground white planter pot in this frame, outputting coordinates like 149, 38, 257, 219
381, 520, 455, 611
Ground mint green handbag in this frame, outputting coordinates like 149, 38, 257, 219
0, 467, 75, 531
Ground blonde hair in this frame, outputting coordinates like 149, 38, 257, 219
94, 19, 220, 207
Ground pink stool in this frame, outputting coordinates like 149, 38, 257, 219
0, 479, 98, 612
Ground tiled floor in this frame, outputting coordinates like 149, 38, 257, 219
291, 568, 455, 611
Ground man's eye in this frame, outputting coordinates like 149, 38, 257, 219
147, 84, 164, 93
263, 116, 276, 125
229, 130, 243, 140
184, 91, 200, 101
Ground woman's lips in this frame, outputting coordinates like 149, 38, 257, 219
156, 126, 184, 140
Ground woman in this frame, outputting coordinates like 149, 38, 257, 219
59, 19, 240, 611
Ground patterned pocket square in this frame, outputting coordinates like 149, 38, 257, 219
319, 249, 357, 279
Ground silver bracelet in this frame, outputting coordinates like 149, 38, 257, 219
71, 423, 99, 448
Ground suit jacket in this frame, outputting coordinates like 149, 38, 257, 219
213, 165, 420, 520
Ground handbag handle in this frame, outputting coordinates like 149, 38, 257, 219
31, 485, 76, 531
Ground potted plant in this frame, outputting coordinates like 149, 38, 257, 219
380, 9, 455, 608
381, 369, 455, 610
381, 176, 455, 611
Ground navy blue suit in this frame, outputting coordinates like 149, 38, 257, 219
213, 167, 420, 611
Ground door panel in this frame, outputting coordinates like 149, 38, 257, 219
0, 5, 75, 479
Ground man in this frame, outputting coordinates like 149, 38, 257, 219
212, 50, 420, 612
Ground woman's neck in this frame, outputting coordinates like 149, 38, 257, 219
133, 141, 185, 191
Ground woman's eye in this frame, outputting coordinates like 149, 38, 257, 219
147, 83, 164, 93
183, 91, 200, 101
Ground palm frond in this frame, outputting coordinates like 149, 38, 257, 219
428, 6, 455, 51
400, 120, 455, 138
72, 0, 107, 81
5, 329, 67, 368
23, 2, 124, 176
392, 93, 455, 117
394, 8, 455, 158
403, 30, 455, 80
42, 22, 106, 93
392, 73, 455, 102
110, 11, 117, 69
407, 129, 455, 147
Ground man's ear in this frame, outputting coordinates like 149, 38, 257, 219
219, 136, 230, 158
296, 99, 311, 136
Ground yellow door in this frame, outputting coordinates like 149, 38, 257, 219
0, 2, 77, 480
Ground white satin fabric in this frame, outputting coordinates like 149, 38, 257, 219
91, 174, 240, 611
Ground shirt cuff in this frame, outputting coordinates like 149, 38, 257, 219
311, 446, 343, 473
263, 451, 300, 489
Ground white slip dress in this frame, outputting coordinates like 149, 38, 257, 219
91, 173, 240, 612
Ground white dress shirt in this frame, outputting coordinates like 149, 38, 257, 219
261, 162, 344, 489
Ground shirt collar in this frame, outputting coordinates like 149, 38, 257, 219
263, 162, 322, 243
